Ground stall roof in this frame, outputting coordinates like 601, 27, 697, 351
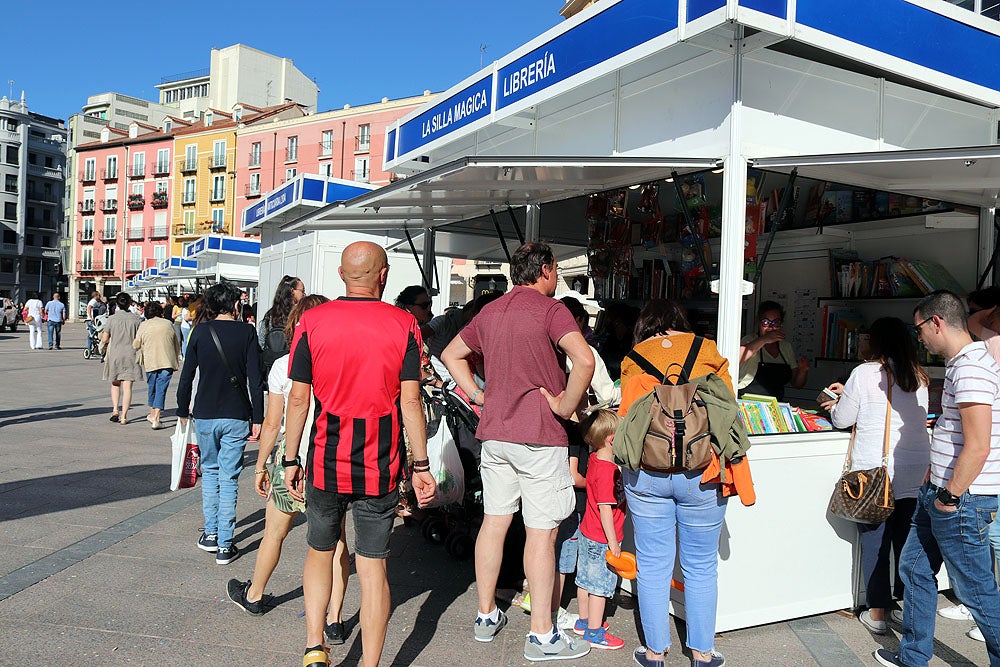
240, 175, 376, 233
752, 146, 1000, 208
283, 156, 719, 233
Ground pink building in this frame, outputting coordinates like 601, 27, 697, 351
71, 123, 174, 299
234, 94, 433, 219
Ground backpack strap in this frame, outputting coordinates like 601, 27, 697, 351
626, 350, 666, 382
627, 335, 705, 385
678, 336, 704, 384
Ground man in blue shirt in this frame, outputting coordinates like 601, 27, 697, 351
43, 292, 66, 350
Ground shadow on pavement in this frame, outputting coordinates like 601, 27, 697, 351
0, 403, 81, 420
0, 464, 172, 521
0, 405, 113, 429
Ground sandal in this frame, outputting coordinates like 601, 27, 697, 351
119, 415, 128, 425
109, 413, 120, 422
303, 647, 329, 667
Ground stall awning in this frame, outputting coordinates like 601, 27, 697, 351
241, 175, 377, 233
752, 146, 1000, 209
283, 156, 720, 234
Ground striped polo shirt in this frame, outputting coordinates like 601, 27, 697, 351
930, 341, 1000, 495
289, 297, 422, 496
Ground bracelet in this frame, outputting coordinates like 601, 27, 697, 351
254, 469, 268, 475
470, 388, 483, 403
413, 466, 431, 473
411, 458, 430, 467
281, 458, 300, 468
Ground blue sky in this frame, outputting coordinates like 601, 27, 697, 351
6, 1, 564, 120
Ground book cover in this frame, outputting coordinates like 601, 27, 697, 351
909, 260, 964, 295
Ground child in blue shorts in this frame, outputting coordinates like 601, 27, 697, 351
575, 409, 626, 650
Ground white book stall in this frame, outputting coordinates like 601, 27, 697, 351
277, 0, 1000, 632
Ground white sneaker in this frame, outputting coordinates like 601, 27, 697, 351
890, 609, 904, 625
939, 603, 972, 621
556, 608, 579, 631
968, 625, 985, 642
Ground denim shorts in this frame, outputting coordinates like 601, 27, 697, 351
305, 480, 399, 559
556, 513, 581, 574
576, 533, 619, 598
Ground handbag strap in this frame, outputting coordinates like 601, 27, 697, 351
842, 365, 894, 473
207, 323, 253, 414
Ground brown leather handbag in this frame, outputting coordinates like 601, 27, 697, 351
828, 375, 895, 524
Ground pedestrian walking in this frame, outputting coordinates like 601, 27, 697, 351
101, 293, 143, 424
875, 290, 1000, 667
175, 281, 264, 566
441, 241, 595, 662
132, 301, 180, 430
43, 292, 66, 350
283, 242, 436, 667
258, 275, 304, 384
24, 292, 44, 350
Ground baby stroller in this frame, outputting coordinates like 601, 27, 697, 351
83, 314, 108, 361
417, 381, 483, 560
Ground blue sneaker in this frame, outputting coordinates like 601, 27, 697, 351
474, 609, 507, 642
692, 650, 725, 667
573, 618, 609, 635
197, 532, 217, 552
583, 626, 624, 650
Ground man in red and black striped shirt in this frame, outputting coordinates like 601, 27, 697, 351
284, 241, 436, 667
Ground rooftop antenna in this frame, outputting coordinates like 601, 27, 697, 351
480, 44, 488, 69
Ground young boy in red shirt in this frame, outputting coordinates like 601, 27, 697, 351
576, 409, 627, 650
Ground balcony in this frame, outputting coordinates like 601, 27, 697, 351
181, 193, 196, 205
148, 225, 169, 239
173, 223, 200, 237
209, 190, 226, 203
77, 231, 95, 243
244, 183, 261, 199
28, 164, 63, 179
284, 148, 298, 162
79, 200, 96, 214
126, 227, 144, 241
100, 198, 118, 212
355, 135, 370, 152
153, 162, 170, 176
129, 165, 145, 179
351, 169, 370, 183
1, 129, 19, 143
1, 242, 16, 253
210, 221, 228, 234
77, 260, 114, 273
100, 167, 118, 181
150, 193, 168, 209
208, 155, 227, 170
126, 259, 144, 271
27, 193, 59, 205
318, 140, 334, 157
180, 159, 197, 174
248, 155, 261, 168
127, 195, 145, 211
80, 171, 96, 184
102, 228, 117, 241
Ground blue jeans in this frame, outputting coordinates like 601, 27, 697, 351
145, 369, 173, 409
898, 483, 1000, 666
194, 418, 249, 549
46, 321, 62, 348
623, 468, 728, 654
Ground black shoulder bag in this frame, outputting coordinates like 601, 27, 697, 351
207, 324, 254, 421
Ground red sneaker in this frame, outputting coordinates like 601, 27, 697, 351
583, 627, 625, 650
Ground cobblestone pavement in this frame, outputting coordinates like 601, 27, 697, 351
0, 324, 988, 665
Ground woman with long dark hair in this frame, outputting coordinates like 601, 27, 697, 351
820, 317, 930, 635
259, 276, 304, 380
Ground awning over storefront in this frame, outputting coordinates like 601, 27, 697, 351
752, 145, 1000, 208
183, 235, 261, 283
240, 174, 377, 233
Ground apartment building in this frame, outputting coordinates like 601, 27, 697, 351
0, 94, 67, 302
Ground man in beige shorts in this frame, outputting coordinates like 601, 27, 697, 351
443, 242, 595, 662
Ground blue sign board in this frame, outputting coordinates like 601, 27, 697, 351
396, 77, 493, 158
386, 128, 397, 162
740, 0, 786, 18
241, 175, 376, 232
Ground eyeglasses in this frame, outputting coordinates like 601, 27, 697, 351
911, 316, 934, 334
411, 300, 432, 309
760, 318, 783, 327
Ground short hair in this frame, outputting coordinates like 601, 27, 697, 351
202, 281, 243, 321
144, 301, 163, 319
580, 409, 622, 449
395, 285, 428, 308
560, 296, 588, 322
633, 299, 691, 342
510, 242, 554, 286
968, 286, 1000, 312
116, 292, 132, 308
915, 290, 968, 331
757, 300, 785, 320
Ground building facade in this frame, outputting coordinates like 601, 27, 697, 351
0, 94, 67, 302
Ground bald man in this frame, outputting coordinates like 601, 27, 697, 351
284, 241, 436, 667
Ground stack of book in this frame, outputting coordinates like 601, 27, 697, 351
739, 394, 833, 435
829, 251, 963, 298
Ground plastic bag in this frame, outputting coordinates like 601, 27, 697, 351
170, 420, 200, 491
423, 408, 465, 507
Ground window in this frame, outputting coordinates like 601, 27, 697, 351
211, 208, 225, 233
320, 163, 333, 178
320, 130, 333, 156
42, 209, 51, 222
5, 146, 17, 165
155, 180, 168, 194
104, 215, 116, 239
132, 152, 145, 177
182, 210, 195, 234
153, 211, 168, 237
104, 246, 115, 271
285, 168, 296, 182
84, 158, 96, 181
129, 213, 142, 238
183, 177, 196, 204
82, 217, 94, 239
28, 153, 37, 165
4, 175, 16, 193
3, 202, 14, 220
358, 124, 371, 151
42, 235, 51, 248
184, 144, 197, 170
45, 156, 53, 168
354, 157, 370, 182
154, 244, 166, 263
156, 148, 170, 174
286, 136, 298, 162
213, 140, 226, 168
129, 245, 142, 271
249, 173, 261, 196
131, 183, 144, 196
249, 142, 261, 167
81, 247, 93, 270
205, 111, 214, 127
104, 185, 118, 210
211, 175, 226, 201
26, 234, 35, 247
106, 155, 117, 179
163, 119, 172, 133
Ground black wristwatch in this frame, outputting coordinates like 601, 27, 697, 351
281, 458, 300, 468
936, 487, 961, 506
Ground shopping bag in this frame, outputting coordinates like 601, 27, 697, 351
170, 420, 200, 491
423, 407, 465, 507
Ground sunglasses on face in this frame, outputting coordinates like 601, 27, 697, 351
411, 300, 432, 309
760, 318, 782, 327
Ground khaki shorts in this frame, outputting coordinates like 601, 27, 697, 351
480, 439, 574, 530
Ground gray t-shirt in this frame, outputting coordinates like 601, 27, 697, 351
426, 310, 465, 360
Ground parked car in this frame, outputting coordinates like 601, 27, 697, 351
1, 298, 17, 331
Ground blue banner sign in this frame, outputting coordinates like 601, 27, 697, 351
396, 77, 492, 158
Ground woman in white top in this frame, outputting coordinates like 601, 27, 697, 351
24, 293, 44, 350
226, 294, 351, 645
820, 316, 930, 635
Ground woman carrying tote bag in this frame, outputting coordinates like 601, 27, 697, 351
819, 317, 930, 635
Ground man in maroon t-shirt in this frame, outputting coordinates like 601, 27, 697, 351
284, 241, 436, 667
443, 242, 595, 662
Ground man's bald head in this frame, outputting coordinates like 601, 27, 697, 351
339, 241, 389, 297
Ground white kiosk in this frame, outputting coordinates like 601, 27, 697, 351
282, 0, 998, 631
